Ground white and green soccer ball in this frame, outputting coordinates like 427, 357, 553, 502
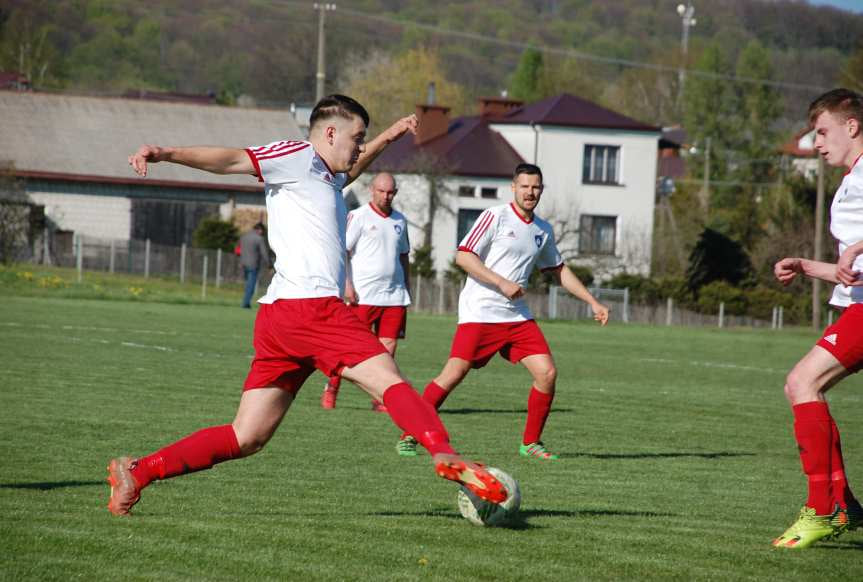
457, 467, 521, 527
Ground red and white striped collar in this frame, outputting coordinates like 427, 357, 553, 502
509, 202, 534, 224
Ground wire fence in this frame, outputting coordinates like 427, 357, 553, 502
34, 234, 804, 329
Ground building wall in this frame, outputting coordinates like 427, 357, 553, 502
28, 191, 132, 240
492, 123, 659, 277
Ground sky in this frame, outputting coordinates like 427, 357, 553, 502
807, 0, 863, 13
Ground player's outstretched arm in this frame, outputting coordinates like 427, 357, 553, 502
837, 241, 863, 286
345, 115, 418, 185
128, 145, 255, 178
556, 265, 609, 325
774, 257, 839, 286
455, 250, 524, 300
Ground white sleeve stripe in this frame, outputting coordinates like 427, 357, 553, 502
464, 211, 494, 250
256, 143, 310, 160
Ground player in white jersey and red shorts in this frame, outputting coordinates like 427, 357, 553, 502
321, 172, 412, 412
106, 95, 508, 517
397, 163, 609, 459
772, 88, 863, 549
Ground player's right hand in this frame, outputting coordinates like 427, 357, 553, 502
128, 144, 167, 177
344, 284, 359, 305
774, 257, 801, 286
498, 279, 524, 300
837, 245, 863, 287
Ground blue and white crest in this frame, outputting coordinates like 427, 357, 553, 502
534, 234, 543, 247
394, 224, 403, 235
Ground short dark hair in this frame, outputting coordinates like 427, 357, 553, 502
254, 222, 265, 231
513, 163, 543, 182
808, 88, 863, 126
309, 94, 370, 130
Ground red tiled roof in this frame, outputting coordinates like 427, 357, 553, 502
495, 93, 659, 132
371, 116, 525, 178
781, 127, 816, 157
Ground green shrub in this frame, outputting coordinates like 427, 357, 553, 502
411, 245, 436, 278
696, 281, 747, 315
192, 217, 238, 252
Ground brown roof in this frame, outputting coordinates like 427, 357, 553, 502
372, 116, 525, 178
495, 93, 659, 132
781, 127, 816, 157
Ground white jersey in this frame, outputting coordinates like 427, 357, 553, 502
244, 140, 348, 302
346, 203, 411, 306
457, 203, 563, 323
829, 154, 863, 307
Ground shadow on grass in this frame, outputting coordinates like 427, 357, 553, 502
561, 451, 755, 460
818, 539, 863, 551
0, 480, 104, 490
440, 408, 574, 415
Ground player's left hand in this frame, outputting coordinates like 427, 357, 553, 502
591, 302, 610, 326
837, 245, 863, 286
384, 114, 419, 142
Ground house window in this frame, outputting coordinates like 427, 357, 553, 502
458, 186, 475, 198
480, 187, 497, 199
457, 208, 484, 246
582, 145, 620, 185
579, 215, 617, 255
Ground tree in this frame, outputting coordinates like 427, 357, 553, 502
192, 217, 238, 252
509, 47, 544, 102
339, 48, 467, 133
839, 45, 863, 93
0, 162, 30, 264
686, 228, 753, 294
0, 4, 61, 88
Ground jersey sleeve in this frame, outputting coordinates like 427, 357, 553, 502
458, 209, 497, 256
537, 226, 564, 271
399, 221, 411, 255
244, 140, 311, 184
345, 210, 362, 253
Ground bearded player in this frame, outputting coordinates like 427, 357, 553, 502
397, 163, 609, 459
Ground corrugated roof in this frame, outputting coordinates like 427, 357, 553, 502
0, 91, 302, 188
372, 116, 524, 178
496, 93, 659, 132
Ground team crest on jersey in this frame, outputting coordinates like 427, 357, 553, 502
394, 224, 403, 235
534, 234, 543, 247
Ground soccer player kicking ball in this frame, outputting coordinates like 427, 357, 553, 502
397, 163, 609, 459
107, 95, 507, 516
321, 172, 412, 413
772, 88, 863, 549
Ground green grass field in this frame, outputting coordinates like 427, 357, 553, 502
1, 295, 862, 580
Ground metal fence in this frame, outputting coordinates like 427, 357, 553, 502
35, 235, 798, 329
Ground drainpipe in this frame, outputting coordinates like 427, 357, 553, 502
531, 122, 541, 164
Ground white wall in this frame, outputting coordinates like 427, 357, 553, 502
28, 191, 131, 240
492, 123, 659, 278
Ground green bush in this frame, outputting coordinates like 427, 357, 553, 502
411, 245, 436, 278
192, 217, 238, 252
569, 264, 594, 286
696, 281, 747, 315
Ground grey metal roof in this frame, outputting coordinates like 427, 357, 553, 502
0, 91, 302, 188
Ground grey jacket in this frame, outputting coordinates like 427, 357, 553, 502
239, 230, 270, 271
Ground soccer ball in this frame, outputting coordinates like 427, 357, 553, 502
457, 467, 521, 527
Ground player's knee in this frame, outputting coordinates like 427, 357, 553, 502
233, 429, 271, 457
784, 368, 818, 404
535, 365, 557, 391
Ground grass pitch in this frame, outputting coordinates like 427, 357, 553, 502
1, 296, 862, 580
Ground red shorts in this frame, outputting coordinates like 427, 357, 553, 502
816, 303, 863, 373
352, 305, 407, 339
244, 297, 388, 393
449, 320, 551, 369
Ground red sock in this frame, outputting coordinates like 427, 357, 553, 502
829, 418, 857, 509
523, 387, 554, 445
131, 424, 241, 488
326, 375, 341, 392
422, 381, 451, 409
382, 382, 455, 456
792, 402, 834, 515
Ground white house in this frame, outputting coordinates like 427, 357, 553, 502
360, 94, 660, 280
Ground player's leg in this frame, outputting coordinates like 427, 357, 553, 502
368, 306, 406, 413
241, 267, 257, 308
367, 335, 397, 413
107, 386, 294, 516
340, 353, 507, 503
773, 345, 848, 548
518, 353, 559, 460
321, 373, 341, 409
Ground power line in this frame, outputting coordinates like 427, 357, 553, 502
272, 1, 828, 94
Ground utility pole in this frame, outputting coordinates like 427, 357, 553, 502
314, 3, 336, 103
812, 155, 825, 329
700, 136, 711, 212
676, 2, 696, 100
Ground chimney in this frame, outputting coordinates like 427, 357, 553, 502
414, 103, 450, 145
478, 97, 524, 118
